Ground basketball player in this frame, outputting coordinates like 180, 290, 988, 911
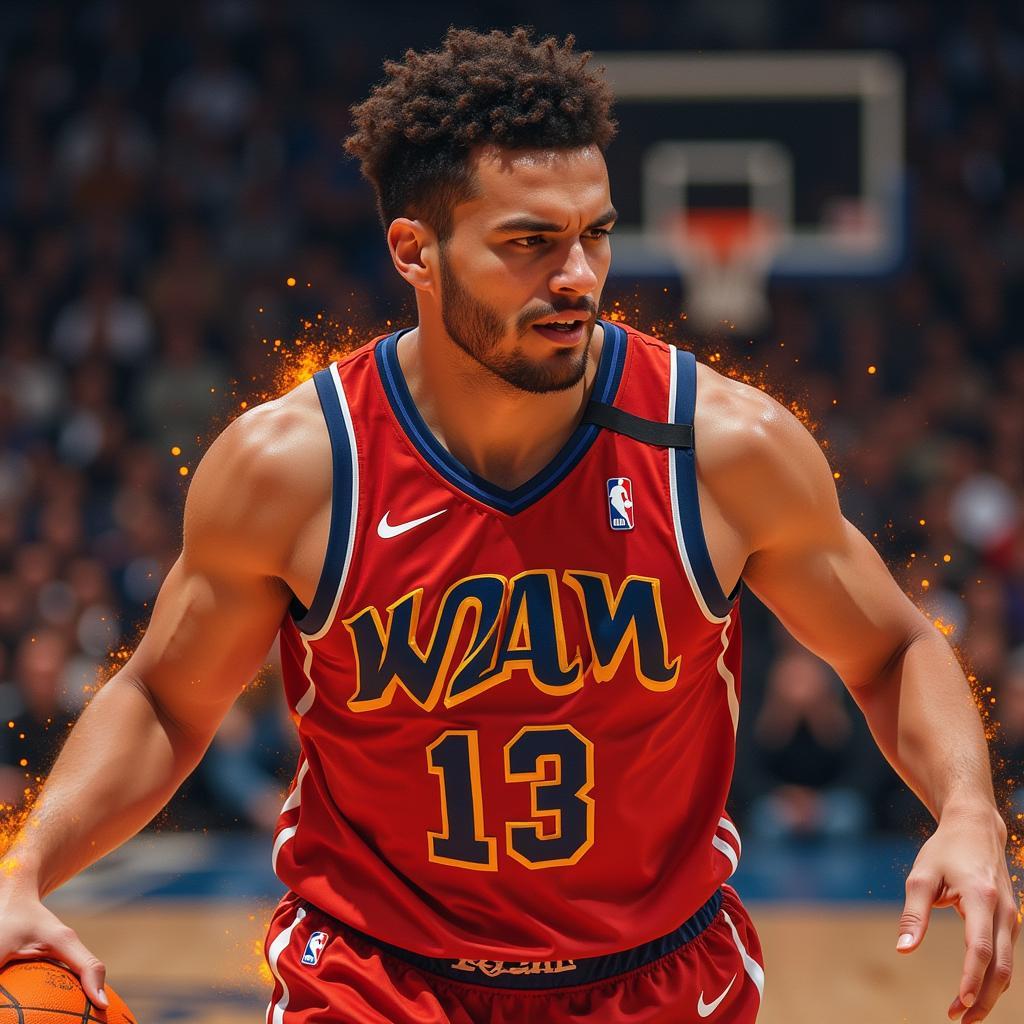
0, 28, 1018, 1024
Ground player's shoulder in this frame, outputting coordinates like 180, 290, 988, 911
183, 375, 331, 572
693, 361, 789, 460
209, 375, 327, 487
692, 360, 836, 539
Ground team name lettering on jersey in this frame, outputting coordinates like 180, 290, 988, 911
343, 570, 681, 712
450, 958, 577, 977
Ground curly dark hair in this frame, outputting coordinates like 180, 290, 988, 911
344, 27, 617, 239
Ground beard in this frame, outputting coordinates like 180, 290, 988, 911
439, 248, 596, 394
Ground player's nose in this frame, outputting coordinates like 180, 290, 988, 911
551, 239, 599, 296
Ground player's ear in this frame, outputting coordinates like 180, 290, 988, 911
387, 218, 436, 293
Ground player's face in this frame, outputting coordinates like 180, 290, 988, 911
438, 145, 615, 393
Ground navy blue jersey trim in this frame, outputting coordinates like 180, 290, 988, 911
375, 322, 627, 515
344, 888, 723, 990
672, 348, 740, 618
290, 366, 356, 634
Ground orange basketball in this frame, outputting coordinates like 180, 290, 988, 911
0, 960, 135, 1023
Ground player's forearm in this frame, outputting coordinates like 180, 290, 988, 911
3, 671, 210, 897
848, 628, 1000, 824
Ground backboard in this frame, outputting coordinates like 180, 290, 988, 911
598, 51, 907, 328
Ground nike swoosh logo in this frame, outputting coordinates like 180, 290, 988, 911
697, 974, 736, 1018
377, 509, 447, 539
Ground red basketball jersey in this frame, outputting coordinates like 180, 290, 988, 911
273, 321, 744, 961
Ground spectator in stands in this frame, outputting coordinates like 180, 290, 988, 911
0, 630, 77, 809
995, 647, 1024, 819
747, 647, 874, 841
50, 268, 155, 369
201, 647, 299, 831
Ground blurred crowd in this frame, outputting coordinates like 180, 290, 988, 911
0, 0, 1022, 838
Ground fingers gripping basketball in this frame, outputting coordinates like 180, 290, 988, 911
0, 900, 108, 1007
0, 961, 134, 1023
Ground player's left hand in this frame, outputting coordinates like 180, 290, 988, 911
897, 803, 1021, 1023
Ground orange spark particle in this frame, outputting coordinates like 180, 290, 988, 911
943, 554, 951, 563
921, 579, 930, 589
286, 277, 297, 287
170, 445, 181, 456
919, 518, 926, 526
833, 471, 841, 480
867, 365, 877, 374
179, 466, 189, 477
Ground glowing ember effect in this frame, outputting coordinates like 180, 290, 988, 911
256, 938, 273, 985
0, 788, 38, 870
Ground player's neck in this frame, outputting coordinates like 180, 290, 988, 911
396, 323, 605, 492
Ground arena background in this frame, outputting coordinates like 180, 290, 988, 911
0, 1, 1022, 1020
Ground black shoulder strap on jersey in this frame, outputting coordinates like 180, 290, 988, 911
583, 401, 694, 449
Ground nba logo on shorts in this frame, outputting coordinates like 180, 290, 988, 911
301, 931, 329, 966
607, 477, 635, 531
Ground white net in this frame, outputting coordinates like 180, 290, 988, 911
665, 210, 780, 333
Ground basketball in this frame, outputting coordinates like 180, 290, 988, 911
0, 961, 135, 1023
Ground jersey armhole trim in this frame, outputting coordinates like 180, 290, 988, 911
669, 347, 741, 622
290, 362, 359, 637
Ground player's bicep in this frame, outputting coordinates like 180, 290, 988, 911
121, 553, 290, 746
744, 517, 928, 687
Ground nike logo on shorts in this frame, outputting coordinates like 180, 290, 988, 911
377, 509, 447, 538
697, 973, 736, 1017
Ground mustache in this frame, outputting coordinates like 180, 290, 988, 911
517, 299, 598, 333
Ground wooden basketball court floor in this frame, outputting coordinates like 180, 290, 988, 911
46, 836, 1022, 1023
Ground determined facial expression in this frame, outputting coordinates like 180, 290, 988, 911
438, 145, 616, 394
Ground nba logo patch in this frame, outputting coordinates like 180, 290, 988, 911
607, 477, 635, 531
301, 931, 329, 966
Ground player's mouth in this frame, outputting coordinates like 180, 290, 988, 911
531, 317, 590, 346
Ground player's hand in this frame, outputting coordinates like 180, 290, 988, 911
897, 803, 1020, 1023
0, 886, 108, 1008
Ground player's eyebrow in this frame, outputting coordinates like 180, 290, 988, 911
494, 207, 618, 233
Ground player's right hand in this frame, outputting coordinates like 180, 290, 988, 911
0, 890, 108, 1008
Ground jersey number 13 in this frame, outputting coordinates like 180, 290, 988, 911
426, 725, 594, 870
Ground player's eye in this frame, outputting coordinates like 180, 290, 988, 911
511, 229, 613, 248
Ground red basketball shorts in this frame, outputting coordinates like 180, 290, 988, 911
263, 885, 764, 1023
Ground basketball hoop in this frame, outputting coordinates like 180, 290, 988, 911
665, 209, 780, 333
